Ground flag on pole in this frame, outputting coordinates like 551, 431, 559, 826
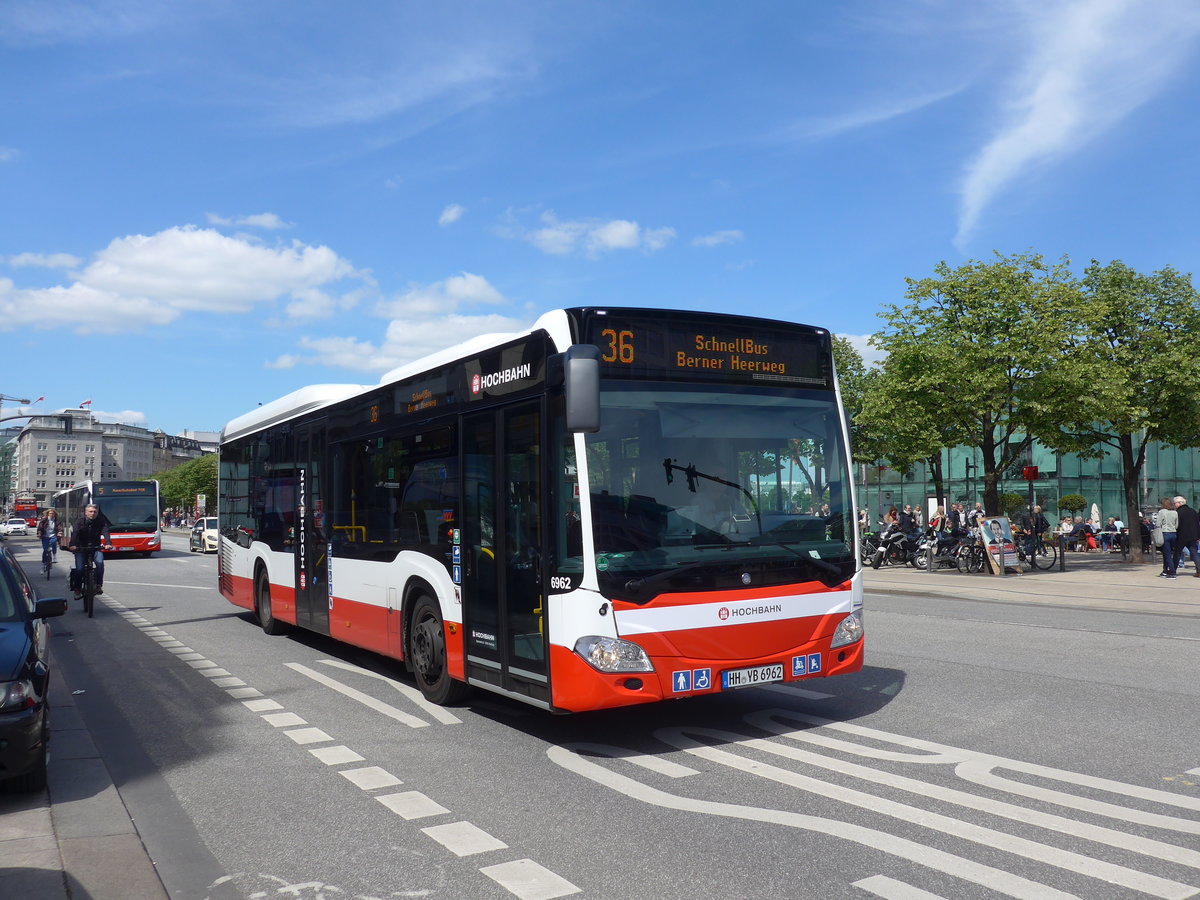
34, 396, 44, 403
80, 399, 92, 407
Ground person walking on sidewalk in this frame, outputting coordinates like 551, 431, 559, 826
1154, 497, 1179, 578
1172, 495, 1200, 578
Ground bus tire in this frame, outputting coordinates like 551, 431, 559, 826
408, 595, 469, 705
255, 568, 287, 636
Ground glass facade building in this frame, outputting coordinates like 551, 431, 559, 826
855, 440, 1200, 524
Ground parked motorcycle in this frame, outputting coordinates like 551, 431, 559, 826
913, 527, 967, 570
870, 522, 920, 568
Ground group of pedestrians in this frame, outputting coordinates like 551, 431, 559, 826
1152, 495, 1200, 579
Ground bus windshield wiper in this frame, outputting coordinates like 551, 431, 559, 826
623, 562, 710, 597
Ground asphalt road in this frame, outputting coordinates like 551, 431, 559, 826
14, 531, 1200, 900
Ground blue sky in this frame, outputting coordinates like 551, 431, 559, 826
3, 0, 1199, 436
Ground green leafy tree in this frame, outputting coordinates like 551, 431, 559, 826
1057, 494, 1087, 515
1051, 260, 1200, 563
153, 454, 218, 514
861, 252, 1088, 516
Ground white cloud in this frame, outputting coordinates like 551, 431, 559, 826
837, 333, 887, 369
207, 212, 292, 230
0, 147, 18, 162
265, 354, 299, 370
374, 272, 505, 318
956, 0, 1200, 246
438, 203, 465, 226
289, 313, 528, 373
513, 210, 675, 257
0, 226, 370, 333
7, 252, 82, 268
92, 409, 147, 426
692, 230, 745, 248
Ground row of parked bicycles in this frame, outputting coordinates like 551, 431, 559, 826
861, 522, 1058, 573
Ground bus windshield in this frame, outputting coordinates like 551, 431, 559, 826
577, 382, 854, 599
98, 495, 159, 533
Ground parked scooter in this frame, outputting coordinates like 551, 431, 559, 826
870, 522, 920, 568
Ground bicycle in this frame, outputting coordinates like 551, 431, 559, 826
41, 545, 53, 581
955, 538, 987, 573
72, 544, 108, 618
1016, 531, 1058, 570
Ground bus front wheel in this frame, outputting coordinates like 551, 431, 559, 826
255, 569, 287, 636
408, 595, 469, 705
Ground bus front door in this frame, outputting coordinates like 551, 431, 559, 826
294, 422, 330, 635
462, 402, 549, 705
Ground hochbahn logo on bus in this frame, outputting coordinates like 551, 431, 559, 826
719, 603, 783, 621
471, 363, 533, 395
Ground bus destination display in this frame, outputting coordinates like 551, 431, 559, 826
586, 316, 829, 387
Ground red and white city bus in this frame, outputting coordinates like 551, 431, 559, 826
218, 308, 863, 712
14, 497, 39, 530
53, 480, 162, 556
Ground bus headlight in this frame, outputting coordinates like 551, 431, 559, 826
830, 611, 863, 648
574, 636, 654, 673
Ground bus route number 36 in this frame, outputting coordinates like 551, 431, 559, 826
600, 329, 635, 364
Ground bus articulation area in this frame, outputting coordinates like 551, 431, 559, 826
218, 308, 863, 713
53, 480, 162, 556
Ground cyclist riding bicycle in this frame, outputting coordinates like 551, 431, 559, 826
37, 509, 63, 561
68, 504, 113, 598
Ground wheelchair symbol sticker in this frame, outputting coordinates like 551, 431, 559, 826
692, 668, 712, 690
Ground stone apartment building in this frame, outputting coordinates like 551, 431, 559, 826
10, 410, 213, 508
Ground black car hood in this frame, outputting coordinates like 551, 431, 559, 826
0, 622, 33, 682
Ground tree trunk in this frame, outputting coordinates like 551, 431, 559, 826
927, 454, 946, 509
1119, 433, 1144, 564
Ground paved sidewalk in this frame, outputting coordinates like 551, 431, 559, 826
863, 546, 1200, 616
1, 664, 168, 900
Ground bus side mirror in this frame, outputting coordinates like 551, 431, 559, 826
560, 344, 601, 433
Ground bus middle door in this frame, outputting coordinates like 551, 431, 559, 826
294, 421, 330, 635
462, 402, 549, 706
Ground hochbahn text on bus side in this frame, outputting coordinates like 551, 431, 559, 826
53, 480, 162, 556
217, 307, 864, 713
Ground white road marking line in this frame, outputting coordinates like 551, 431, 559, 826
309, 746, 365, 765
745, 710, 1200, 868
102, 581, 210, 590
286, 663, 429, 729
1189, 767, 1200, 776
421, 821, 508, 857
211, 677, 246, 687
550, 743, 1077, 900
853, 875, 949, 899
479, 859, 581, 900
262, 712, 307, 728
176, 652, 205, 661
283, 727, 333, 745
167, 647, 196, 655
316, 658, 463, 725
227, 687, 263, 699
243, 699, 284, 712
375, 791, 449, 820
198, 668, 232, 678
339, 766, 403, 791
759, 684, 835, 700
656, 725, 1195, 900
565, 742, 698, 778
187, 660, 218, 669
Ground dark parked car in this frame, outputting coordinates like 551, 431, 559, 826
0, 544, 67, 791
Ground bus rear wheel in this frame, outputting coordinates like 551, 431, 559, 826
255, 569, 287, 636
408, 595, 469, 706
